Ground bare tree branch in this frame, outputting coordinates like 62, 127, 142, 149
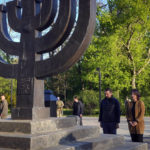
122, 30, 135, 62
137, 48, 150, 75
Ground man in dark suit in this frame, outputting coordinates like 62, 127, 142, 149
99, 88, 121, 134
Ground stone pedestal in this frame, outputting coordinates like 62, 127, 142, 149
0, 117, 82, 149
0, 117, 78, 134
11, 107, 50, 120
12, 79, 49, 120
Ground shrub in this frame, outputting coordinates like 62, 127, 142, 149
141, 96, 150, 116
79, 90, 99, 115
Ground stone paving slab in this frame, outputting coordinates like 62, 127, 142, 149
47, 134, 125, 150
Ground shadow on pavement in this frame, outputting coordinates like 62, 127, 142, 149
59, 134, 93, 150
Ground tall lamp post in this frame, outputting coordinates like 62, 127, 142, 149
96, 67, 101, 105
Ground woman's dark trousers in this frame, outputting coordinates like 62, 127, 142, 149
131, 134, 143, 142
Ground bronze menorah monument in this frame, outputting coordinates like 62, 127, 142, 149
0, 0, 96, 120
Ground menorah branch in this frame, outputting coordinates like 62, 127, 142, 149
0, 5, 20, 56
0, 62, 18, 78
50, 0, 77, 51
35, 0, 96, 78
34, 0, 58, 31
7, 1, 22, 33
35, 0, 71, 53
0, 32, 20, 56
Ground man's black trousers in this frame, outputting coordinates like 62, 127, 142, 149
102, 122, 117, 134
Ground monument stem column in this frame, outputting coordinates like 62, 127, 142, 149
12, 32, 49, 120
11, 0, 49, 120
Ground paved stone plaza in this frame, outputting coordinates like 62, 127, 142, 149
0, 116, 148, 150
83, 117, 150, 149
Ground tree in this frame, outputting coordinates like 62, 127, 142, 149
45, 72, 72, 102
111, 0, 150, 89
0, 47, 18, 107
0, 77, 17, 106
81, 0, 150, 94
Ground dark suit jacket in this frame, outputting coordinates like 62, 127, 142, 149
73, 101, 83, 116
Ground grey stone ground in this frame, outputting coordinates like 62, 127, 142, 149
2, 116, 149, 149
83, 117, 150, 149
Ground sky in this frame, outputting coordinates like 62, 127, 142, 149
0, 0, 12, 4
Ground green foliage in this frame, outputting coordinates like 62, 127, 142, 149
83, 0, 150, 91
63, 109, 72, 116
0, 49, 17, 107
119, 99, 126, 115
0, 77, 17, 106
141, 96, 150, 116
79, 90, 99, 115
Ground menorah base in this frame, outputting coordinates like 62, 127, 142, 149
11, 107, 50, 120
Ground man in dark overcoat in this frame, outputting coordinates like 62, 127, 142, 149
99, 88, 121, 134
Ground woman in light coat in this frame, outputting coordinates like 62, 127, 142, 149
126, 89, 145, 142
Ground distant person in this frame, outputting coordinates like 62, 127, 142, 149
73, 96, 83, 126
126, 89, 145, 142
99, 88, 121, 134
56, 97, 64, 117
0, 95, 8, 119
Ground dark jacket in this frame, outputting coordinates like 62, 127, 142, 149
73, 101, 83, 116
99, 97, 120, 123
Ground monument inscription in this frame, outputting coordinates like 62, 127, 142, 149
17, 78, 32, 95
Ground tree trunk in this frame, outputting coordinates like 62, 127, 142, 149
64, 87, 66, 102
77, 61, 83, 90
132, 74, 136, 89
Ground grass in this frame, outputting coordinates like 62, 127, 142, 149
63, 108, 150, 117
8, 108, 150, 117
63, 108, 72, 116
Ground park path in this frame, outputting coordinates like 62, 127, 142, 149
83, 117, 150, 149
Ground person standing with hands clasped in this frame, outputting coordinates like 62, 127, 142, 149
99, 88, 121, 134
126, 89, 145, 142
73, 96, 83, 126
